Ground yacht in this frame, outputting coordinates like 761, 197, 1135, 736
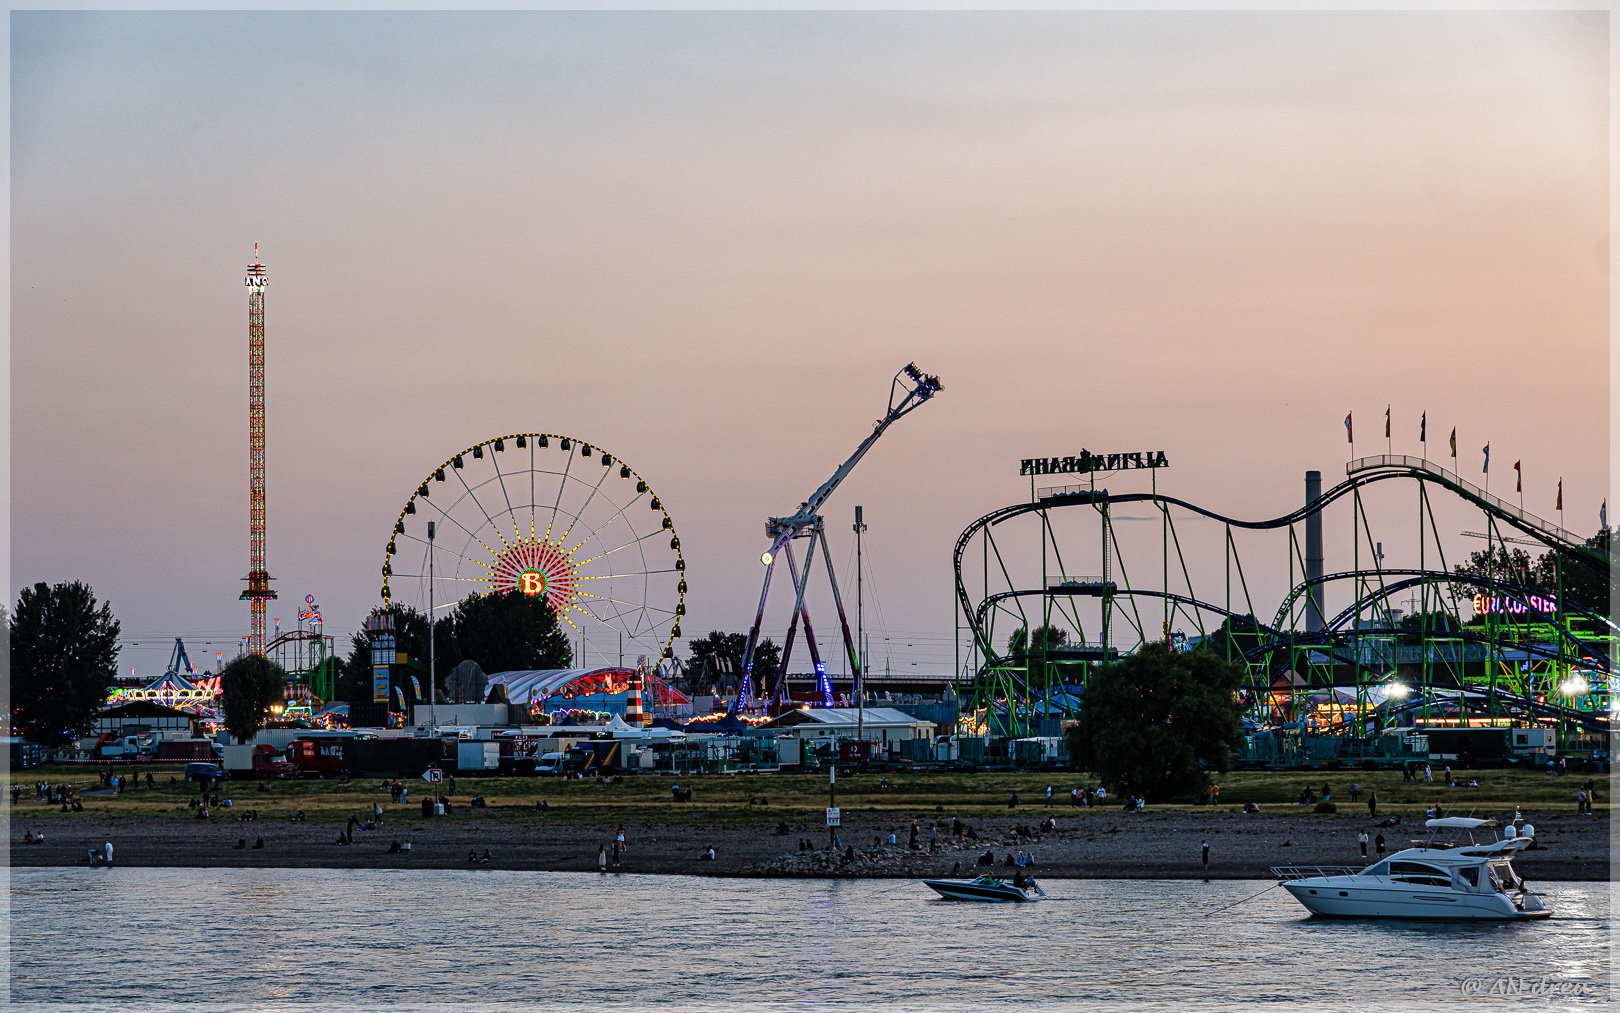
923, 875, 1045, 902
1273, 817, 1550, 921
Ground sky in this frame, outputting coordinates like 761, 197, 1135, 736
9, 8, 1612, 681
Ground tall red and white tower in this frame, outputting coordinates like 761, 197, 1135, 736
240, 246, 276, 653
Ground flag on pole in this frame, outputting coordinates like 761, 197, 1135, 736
1556, 479, 1562, 512
1513, 460, 1521, 493
1344, 413, 1352, 443
1384, 406, 1390, 439
1449, 428, 1456, 459
1419, 412, 1426, 443
1482, 444, 1490, 473
1601, 499, 1607, 529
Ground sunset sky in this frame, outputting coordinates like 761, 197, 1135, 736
10, 10, 1611, 679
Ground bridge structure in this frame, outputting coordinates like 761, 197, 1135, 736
954, 455, 1613, 740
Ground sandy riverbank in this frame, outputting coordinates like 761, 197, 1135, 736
8, 808, 1609, 880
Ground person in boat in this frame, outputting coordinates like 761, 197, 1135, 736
1013, 870, 1026, 889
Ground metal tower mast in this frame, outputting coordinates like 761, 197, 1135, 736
240, 247, 276, 653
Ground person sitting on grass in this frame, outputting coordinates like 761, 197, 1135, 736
252, 837, 264, 849
234, 837, 247, 850
467, 850, 479, 864
699, 847, 716, 861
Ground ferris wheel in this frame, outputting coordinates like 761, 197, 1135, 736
381, 434, 686, 663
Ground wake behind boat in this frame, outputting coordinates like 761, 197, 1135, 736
923, 874, 1044, 902
1273, 817, 1550, 921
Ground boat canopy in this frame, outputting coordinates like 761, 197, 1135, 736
1425, 817, 1497, 830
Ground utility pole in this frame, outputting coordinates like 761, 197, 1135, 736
854, 505, 866, 745
427, 520, 437, 729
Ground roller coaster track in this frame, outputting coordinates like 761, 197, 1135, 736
955, 457, 1609, 653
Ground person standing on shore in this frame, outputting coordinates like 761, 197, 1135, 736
1358, 831, 1368, 857
1374, 833, 1386, 856
1367, 792, 1377, 816
1045, 785, 1053, 808
1350, 782, 1359, 803
1423, 764, 1432, 784
1200, 840, 1209, 871
598, 844, 607, 872
103, 841, 113, 868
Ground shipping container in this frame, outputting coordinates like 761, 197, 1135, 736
455, 741, 500, 772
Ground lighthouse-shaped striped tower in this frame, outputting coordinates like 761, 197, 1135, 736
239, 246, 276, 654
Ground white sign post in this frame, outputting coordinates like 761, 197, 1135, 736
825, 807, 841, 827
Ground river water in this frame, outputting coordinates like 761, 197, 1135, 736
7, 869, 1611, 1009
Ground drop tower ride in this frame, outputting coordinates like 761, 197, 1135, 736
240, 247, 276, 653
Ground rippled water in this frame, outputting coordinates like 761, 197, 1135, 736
7, 869, 1611, 1010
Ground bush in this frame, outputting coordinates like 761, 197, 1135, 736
1313, 801, 1337, 814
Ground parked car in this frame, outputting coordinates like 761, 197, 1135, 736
185, 762, 227, 785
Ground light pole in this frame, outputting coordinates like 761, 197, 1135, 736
427, 520, 437, 729
854, 506, 866, 746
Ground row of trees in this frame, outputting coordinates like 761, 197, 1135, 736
337, 589, 573, 707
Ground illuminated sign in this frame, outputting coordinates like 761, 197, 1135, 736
1020, 450, 1168, 477
1472, 593, 1557, 617
519, 568, 548, 597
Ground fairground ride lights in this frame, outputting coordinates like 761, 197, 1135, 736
1472, 593, 1557, 617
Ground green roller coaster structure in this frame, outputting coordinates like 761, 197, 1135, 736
955, 455, 1613, 741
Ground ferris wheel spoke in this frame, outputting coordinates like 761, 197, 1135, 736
546, 447, 575, 548
412, 492, 506, 564
452, 466, 518, 555
573, 528, 669, 567
394, 530, 501, 576
562, 492, 646, 561
484, 446, 525, 547
555, 461, 612, 550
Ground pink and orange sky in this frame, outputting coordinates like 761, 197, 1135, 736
9, 10, 1611, 678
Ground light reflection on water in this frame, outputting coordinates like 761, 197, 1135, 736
7, 869, 1611, 1010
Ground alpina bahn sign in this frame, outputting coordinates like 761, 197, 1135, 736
1020, 450, 1169, 477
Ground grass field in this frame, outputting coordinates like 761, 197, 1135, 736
7, 763, 1605, 826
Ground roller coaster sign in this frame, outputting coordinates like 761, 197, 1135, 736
1020, 450, 1169, 476
1473, 593, 1557, 617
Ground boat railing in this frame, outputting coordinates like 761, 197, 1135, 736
1271, 865, 1360, 881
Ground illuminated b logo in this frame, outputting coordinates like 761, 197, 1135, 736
519, 569, 547, 596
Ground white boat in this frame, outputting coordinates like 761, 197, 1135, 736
923, 875, 1044, 902
1273, 817, 1550, 921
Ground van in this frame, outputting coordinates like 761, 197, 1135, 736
185, 762, 227, 784
534, 752, 564, 776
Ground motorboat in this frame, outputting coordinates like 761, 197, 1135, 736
1273, 817, 1550, 921
923, 875, 1045, 902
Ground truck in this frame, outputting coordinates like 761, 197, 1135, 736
455, 740, 500, 773
221, 743, 298, 779
286, 737, 349, 778
563, 740, 622, 774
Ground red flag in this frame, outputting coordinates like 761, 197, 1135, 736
1556, 479, 1562, 511
1384, 406, 1390, 439
1513, 460, 1521, 492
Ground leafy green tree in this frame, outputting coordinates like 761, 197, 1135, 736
1063, 641, 1245, 802
445, 589, 572, 680
220, 653, 287, 744
1396, 609, 1463, 644
9, 581, 121, 745
1210, 613, 1265, 660
686, 631, 779, 695
337, 605, 447, 704
1006, 624, 1069, 656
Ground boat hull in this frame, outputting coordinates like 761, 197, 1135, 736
923, 879, 1041, 903
1282, 881, 1550, 921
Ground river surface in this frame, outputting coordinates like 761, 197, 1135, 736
7, 869, 1611, 1010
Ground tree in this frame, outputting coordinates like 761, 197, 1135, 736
686, 631, 779, 696
446, 589, 572, 678
1396, 610, 1463, 645
1063, 641, 1246, 802
1210, 614, 1265, 660
1453, 529, 1614, 620
220, 653, 287, 744
1006, 624, 1069, 656
9, 582, 121, 745
337, 605, 446, 704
